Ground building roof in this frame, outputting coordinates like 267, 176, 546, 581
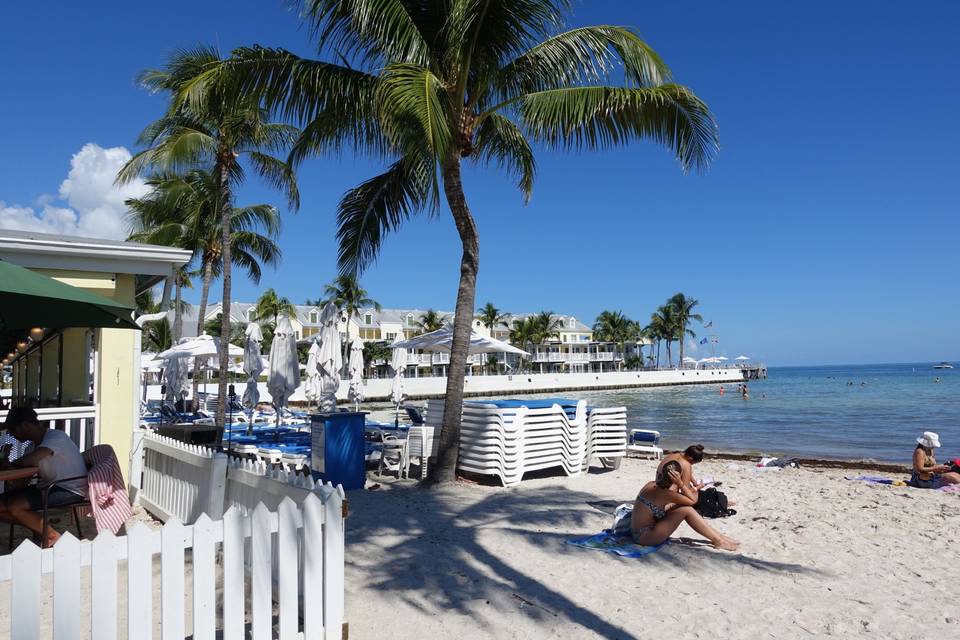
0, 229, 192, 290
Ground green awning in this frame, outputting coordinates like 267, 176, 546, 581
0, 259, 140, 342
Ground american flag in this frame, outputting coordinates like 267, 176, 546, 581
704, 321, 713, 328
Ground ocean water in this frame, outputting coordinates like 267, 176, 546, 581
554, 363, 959, 464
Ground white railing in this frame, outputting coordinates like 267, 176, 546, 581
529, 352, 598, 363
225, 458, 341, 516
133, 432, 227, 523
590, 352, 615, 361
0, 495, 346, 640
132, 431, 346, 530
0, 405, 97, 454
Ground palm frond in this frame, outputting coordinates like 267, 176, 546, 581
247, 152, 300, 210
336, 155, 436, 275
520, 85, 718, 172
472, 114, 535, 200
378, 63, 453, 160
494, 25, 670, 100
299, 0, 432, 65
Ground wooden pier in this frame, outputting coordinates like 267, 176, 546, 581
741, 364, 767, 380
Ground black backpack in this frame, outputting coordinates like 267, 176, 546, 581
694, 487, 736, 518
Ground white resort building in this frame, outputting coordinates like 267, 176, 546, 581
171, 303, 648, 375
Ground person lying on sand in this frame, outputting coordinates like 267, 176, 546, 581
631, 461, 740, 551
911, 432, 960, 488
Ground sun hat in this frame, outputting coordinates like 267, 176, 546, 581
917, 431, 941, 448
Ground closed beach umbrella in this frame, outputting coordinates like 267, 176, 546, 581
242, 322, 264, 417
348, 336, 365, 411
162, 357, 188, 407
267, 315, 299, 433
390, 336, 407, 425
316, 302, 343, 412
304, 341, 321, 407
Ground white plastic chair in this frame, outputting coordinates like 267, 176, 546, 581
627, 429, 663, 459
378, 437, 406, 478
404, 426, 436, 480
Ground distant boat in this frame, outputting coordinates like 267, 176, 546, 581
933, 362, 954, 369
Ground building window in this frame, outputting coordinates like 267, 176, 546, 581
309, 311, 318, 323
385, 332, 396, 340
569, 317, 576, 329
248, 309, 256, 321
406, 313, 414, 325
365, 313, 373, 325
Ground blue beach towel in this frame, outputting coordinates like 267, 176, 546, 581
845, 475, 894, 484
566, 529, 666, 558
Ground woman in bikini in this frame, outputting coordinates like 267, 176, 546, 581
631, 460, 740, 551
911, 431, 960, 488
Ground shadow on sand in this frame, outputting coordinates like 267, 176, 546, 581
346, 468, 827, 639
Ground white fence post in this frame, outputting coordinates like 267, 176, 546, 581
1, 497, 347, 640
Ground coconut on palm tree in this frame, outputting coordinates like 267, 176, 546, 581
668, 293, 703, 366
119, 46, 299, 428
186, 1, 716, 481
322, 274, 380, 371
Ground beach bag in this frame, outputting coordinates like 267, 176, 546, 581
695, 488, 735, 518
949, 459, 960, 474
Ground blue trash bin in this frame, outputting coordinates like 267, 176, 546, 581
310, 412, 366, 490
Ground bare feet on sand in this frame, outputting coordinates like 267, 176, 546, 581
714, 536, 740, 552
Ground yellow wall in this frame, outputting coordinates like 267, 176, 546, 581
93, 273, 137, 481
60, 329, 90, 404
40, 337, 59, 406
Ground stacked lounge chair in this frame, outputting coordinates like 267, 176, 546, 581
424, 398, 627, 487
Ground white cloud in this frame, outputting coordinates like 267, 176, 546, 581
0, 143, 148, 240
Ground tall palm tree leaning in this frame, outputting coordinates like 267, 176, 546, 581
127, 169, 283, 400
118, 46, 299, 428
322, 274, 380, 372
185, 0, 716, 482
669, 293, 702, 366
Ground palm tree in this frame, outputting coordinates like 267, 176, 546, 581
127, 169, 283, 400
477, 302, 507, 334
508, 318, 536, 371
190, 2, 716, 481
254, 288, 297, 327
118, 46, 299, 429
531, 312, 563, 345
135, 288, 177, 352
669, 293, 702, 366
414, 309, 446, 335
322, 274, 381, 371
644, 309, 670, 369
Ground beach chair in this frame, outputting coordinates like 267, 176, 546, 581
404, 426, 437, 479
404, 405, 426, 425
627, 429, 663, 460
378, 436, 406, 478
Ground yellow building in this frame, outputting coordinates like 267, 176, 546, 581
0, 230, 191, 480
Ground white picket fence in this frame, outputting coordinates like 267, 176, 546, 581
0, 495, 345, 640
132, 431, 344, 528
133, 431, 227, 523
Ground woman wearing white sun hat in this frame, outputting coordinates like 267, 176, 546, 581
911, 432, 960, 488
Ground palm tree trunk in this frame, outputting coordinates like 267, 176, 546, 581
431, 155, 479, 485
666, 341, 673, 368
193, 260, 214, 405
679, 322, 685, 366
172, 277, 183, 341
217, 155, 233, 430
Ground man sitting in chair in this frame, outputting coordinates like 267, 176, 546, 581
0, 407, 88, 547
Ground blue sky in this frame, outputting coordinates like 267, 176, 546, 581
1, 1, 958, 366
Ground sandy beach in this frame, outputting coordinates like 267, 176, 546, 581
344, 457, 959, 639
